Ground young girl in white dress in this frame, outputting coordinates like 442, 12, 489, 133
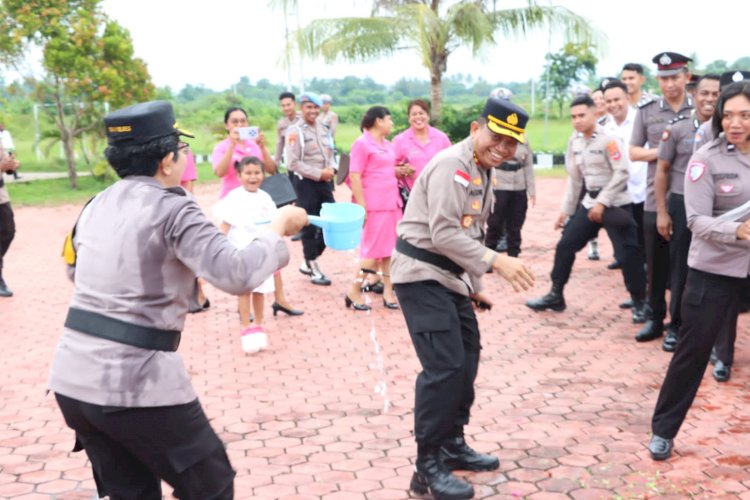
214, 156, 277, 353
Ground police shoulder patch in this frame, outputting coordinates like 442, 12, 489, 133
607, 141, 622, 161
661, 129, 671, 142
688, 161, 706, 182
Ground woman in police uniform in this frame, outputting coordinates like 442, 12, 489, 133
49, 101, 307, 499
648, 81, 750, 461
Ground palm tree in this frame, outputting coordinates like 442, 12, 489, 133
292, 0, 602, 121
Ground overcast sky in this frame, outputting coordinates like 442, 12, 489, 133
98, 0, 746, 92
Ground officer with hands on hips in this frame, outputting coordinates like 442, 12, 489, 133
391, 97, 535, 500
526, 95, 648, 318
648, 80, 750, 461
49, 100, 307, 499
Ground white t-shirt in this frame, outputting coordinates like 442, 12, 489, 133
603, 107, 647, 204
214, 187, 277, 293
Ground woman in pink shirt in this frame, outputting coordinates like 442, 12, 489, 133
345, 106, 401, 311
212, 107, 302, 317
391, 99, 452, 190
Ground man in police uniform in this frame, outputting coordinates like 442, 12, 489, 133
693, 71, 750, 152
0, 139, 20, 297
285, 92, 337, 285
392, 97, 534, 500
630, 52, 694, 343
654, 74, 720, 352
484, 88, 536, 257
275, 91, 298, 166
526, 95, 648, 318
48, 100, 307, 498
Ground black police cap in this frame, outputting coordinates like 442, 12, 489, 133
597, 77, 619, 92
720, 70, 750, 88
482, 97, 529, 144
104, 100, 194, 146
652, 52, 692, 77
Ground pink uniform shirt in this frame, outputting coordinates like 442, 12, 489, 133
349, 130, 400, 212
392, 126, 451, 189
211, 137, 264, 199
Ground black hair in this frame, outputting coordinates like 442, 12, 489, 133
360, 105, 391, 132
104, 135, 180, 178
698, 73, 721, 85
233, 155, 264, 175
224, 107, 248, 124
407, 99, 430, 115
603, 80, 629, 95
622, 63, 644, 75
279, 92, 296, 102
570, 95, 594, 108
712, 81, 750, 138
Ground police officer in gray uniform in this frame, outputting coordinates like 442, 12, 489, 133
392, 97, 534, 500
630, 52, 694, 343
285, 92, 337, 285
654, 74, 720, 352
648, 81, 750, 461
48, 101, 307, 499
0, 140, 19, 297
526, 95, 648, 317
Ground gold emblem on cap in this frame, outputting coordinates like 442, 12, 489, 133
733, 71, 744, 82
507, 113, 518, 126
108, 125, 132, 133
659, 53, 671, 65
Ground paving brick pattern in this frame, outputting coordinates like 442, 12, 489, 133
1, 178, 749, 499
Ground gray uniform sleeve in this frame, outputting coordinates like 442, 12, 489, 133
523, 142, 535, 197
684, 153, 742, 244
657, 126, 677, 163
630, 108, 648, 147
561, 139, 583, 215
167, 200, 290, 295
274, 120, 285, 165
597, 137, 629, 208
427, 159, 497, 278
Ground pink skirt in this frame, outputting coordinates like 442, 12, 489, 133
360, 209, 402, 259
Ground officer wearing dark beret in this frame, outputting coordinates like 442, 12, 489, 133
392, 97, 534, 500
629, 51, 694, 343
49, 100, 307, 499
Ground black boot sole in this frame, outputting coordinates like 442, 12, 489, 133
443, 459, 500, 472
410, 471, 475, 500
526, 303, 566, 312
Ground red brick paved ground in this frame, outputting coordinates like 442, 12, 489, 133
1, 177, 749, 499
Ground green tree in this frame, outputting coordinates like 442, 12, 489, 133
703, 59, 729, 74
291, 0, 599, 122
0, 0, 153, 188
541, 42, 597, 117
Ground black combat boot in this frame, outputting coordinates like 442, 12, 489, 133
662, 323, 679, 352
410, 446, 474, 500
525, 282, 565, 312
631, 295, 650, 324
441, 435, 499, 472
635, 320, 664, 342
0, 270, 12, 298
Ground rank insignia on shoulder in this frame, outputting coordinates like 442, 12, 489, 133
638, 97, 655, 109
661, 129, 671, 142
454, 170, 470, 187
461, 215, 473, 228
688, 161, 706, 182
607, 141, 622, 161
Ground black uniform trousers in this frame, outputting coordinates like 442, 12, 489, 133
652, 269, 748, 439
55, 394, 235, 500
632, 201, 645, 262
394, 280, 480, 447
0, 201, 15, 273
550, 204, 646, 297
485, 189, 528, 257
667, 195, 691, 329
643, 210, 670, 322
295, 177, 334, 261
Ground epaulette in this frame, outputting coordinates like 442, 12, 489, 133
638, 98, 656, 109
165, 186, 187, 196
668, 115, 688, 125
597, 115, 609, 125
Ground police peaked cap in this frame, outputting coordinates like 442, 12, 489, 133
652, 52, 692, 76
482, 97, 528, 144
720, 70, 750, 88
104, 100, 194, 146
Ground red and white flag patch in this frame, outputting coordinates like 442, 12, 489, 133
688, 161, 706, 182
454, 170, 470, 187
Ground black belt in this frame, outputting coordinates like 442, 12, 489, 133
396, 237, 464, 275
496, 161, 522, 172
587, 189, 601, 199
65, 307, 181, 352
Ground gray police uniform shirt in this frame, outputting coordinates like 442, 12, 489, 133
630, 95, 694, 211
684, 137, 750, 277
48, 176, 289, 407
391, 137, 498, 296
562, 124, 630, 215
493, 141, 535, 196
692, 120, 715, 153
284, 119, 335, 181
275, 113, 299, 165
656, 112, 703, 196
